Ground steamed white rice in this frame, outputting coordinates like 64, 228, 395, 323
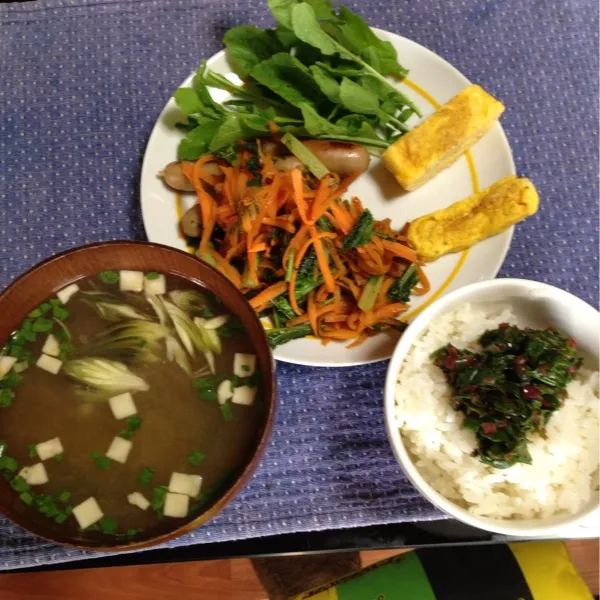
394, 303, 599, 519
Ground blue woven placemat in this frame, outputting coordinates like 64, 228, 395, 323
0, 0, 598, 570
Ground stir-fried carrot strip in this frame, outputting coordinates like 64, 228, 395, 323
290, 168, 311, 224
328, 202, 353, 234
309, 226, 336, 293
376, 277, 395, 307
323, 314, 348, 323
225, 241, 245, 262
249, 281, 288, 310
282, 224, 309, 269
412, 265, 431, 295
382, 240, 419, 263
369, 303, 408, 324
309, 175, 332, 222
206, 249, 242, 288
347, 331, 369, 348
262, 217, 296, 233
320, 328, 359, 340
191, 154, 218, 188
197, 187, 216, 255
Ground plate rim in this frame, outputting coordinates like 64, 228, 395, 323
140, 29, 516, 368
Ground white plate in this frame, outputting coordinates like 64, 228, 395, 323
141, 29, 516, 367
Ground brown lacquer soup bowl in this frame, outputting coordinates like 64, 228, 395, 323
0, 241, 276, 551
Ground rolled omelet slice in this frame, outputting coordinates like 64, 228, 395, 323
383, 84, 505, 191
408, 176, 539, 261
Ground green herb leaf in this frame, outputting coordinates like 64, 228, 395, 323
187, 450, 206, 466
339, 77, 380, 115
291, 3, 337, 55
224, 25, 283, 77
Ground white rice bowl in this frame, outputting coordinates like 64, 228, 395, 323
394, 303, 600, 521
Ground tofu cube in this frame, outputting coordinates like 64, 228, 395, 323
232, 385, 257, 406
163, 492, 189, 518
108, 392, 137, 420
36, 354, 63, 375
127, 492, 150, 511
41, 334, 60, 357
119, 270, 144, 292
168, 472, 203, 498
143, 273, 166, 295
35, 437, 64, 461
0, 356, 17, 377
56, 283, 80, 304
217, 379, 233, 405
73, 497, 104, 530
105, 437, 132, 464
19, 463, 48, 486
233, 353, 257, 378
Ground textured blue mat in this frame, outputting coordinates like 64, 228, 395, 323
0, 0, 598, 570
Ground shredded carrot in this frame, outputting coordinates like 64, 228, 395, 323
382, 239, 419, 263
249, 281, 287, 310
175, 138, 428, 346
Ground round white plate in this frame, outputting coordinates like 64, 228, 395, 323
141, 29, 515, 367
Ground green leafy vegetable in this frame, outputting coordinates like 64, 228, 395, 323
433, 325, 584, 469
151, 486, 168, 516
343, 209, 374, 249
388, 265, 419, 303
267, 324, 313, 347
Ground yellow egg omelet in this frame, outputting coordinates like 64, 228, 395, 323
383, 84, 505, 191
408, 176, 540, 261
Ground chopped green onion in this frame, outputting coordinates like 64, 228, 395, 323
10, 476, 30, 493
146, 272, 160, 280
0, 455, 17, 472
187, 450, 206, 466
99, 518, 118, 534
54, 453, 63, 463
220, 403, 233, 422
32, 318, 53, 333
52, 305, 70, 321
91, 451, 111, 470
138, 467, 155, 487
28, 444, 38, 458
0, 389, 15, 408
58, 490, 71, 503
126, 415, 142, 431
98, 271, 120, 284
19, 492, 34, 505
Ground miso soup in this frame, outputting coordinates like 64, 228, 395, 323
0, 270, 264, 543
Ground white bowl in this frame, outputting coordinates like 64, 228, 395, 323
384, 278, 600, 537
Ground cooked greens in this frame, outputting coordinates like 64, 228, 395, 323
433, 324, 584, 469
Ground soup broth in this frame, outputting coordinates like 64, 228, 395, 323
0, 271, 263, 544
